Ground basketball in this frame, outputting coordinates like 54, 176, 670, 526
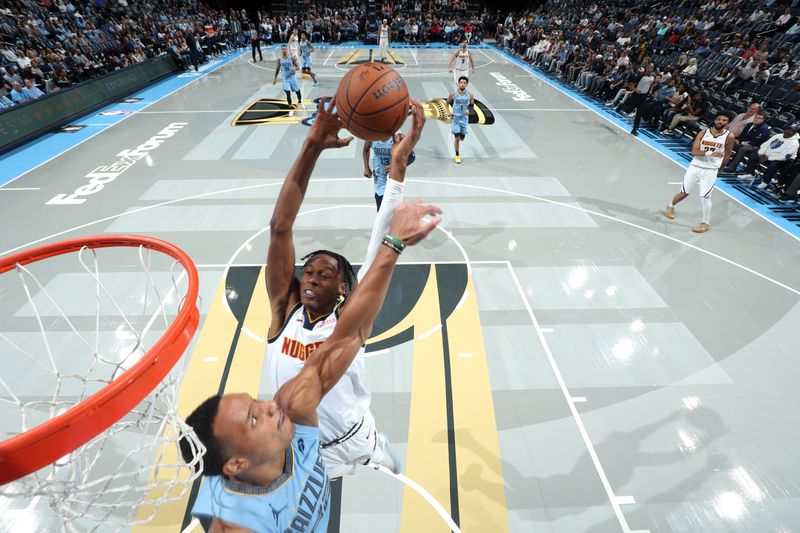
335, 62, 410, 141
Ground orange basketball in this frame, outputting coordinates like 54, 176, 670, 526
335, 62, 409, 141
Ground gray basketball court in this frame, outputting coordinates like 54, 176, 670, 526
1, 45, 799, 533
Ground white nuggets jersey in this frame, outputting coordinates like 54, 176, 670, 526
455, 49, 470, 71
380, 25, 389, 42
692, 129, 730, 169
267, 303, 370, 444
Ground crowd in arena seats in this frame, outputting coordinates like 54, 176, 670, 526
0, 0, 239, 108
496, 0, 800, 206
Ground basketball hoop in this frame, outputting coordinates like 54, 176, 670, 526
0, 235, 203, 530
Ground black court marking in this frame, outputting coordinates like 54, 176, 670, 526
327, 477, 343, 533
180, 266, 262, 530
436, 263, 468, 528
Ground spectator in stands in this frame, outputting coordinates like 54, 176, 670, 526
726, 112, 771, 175
9, 80, 32, 104
641, 81, 688, 126
0, 89, 13, 109
727, 102, 761, 138
682, 57, 698, 76
749, 125, 800, 187
754, 61, 771, 83
661, 91, 708, 135
23, 78, 44, 99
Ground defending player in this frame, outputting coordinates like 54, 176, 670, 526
379, 19, 390, 62
448, 39, 476, 87
664, 112, 733, 233
181, 99, 439, 532
299, 31, 319, 86
363, 133, 416, 210
447, 75, 474, 164
273, 44, 302, 108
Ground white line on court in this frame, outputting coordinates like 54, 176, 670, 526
3, 178, 798, 299
139, 110, 240, 114
323, 47, 336, 66
498, 48, 800, 243
0, 187, 40, 191
3, 50, 249, 189
416, 323, 442, 340
506, 262, 648, 533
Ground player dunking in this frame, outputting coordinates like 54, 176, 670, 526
299, 32, 319, 86
448, 76, 474, 164
448, 39, 475, 87
664, 112, 733, 233
265, 100, 427, 480
181, 99, 440, 532
273, 45, 302, 108
379, 19, 390, 62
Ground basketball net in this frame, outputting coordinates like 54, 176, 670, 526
0, 238, 203, 532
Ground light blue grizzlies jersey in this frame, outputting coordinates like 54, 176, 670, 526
452, 90, 470, 122
371, 137, 394, 196
300, 42, 310, 58
280, 56, 296, 77
192, 424, 331, 533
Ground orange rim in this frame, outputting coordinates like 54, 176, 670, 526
0, 235, 199, 485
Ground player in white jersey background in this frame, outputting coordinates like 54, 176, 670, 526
265, 100, 429, 478
288, 27, 302, 68
379, 19, 390, 62
448, 39, 475, 87
181, 98, 440, 533
664, 112, 734, 233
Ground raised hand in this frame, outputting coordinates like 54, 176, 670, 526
307, 96, 354, 150
388, 200, 442, 246
391, 99, 426, 167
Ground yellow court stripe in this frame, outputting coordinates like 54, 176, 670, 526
133, 277, 240, 532
447, 277, 509, 532
400, 266, 453, 533
224, 267, 271, 395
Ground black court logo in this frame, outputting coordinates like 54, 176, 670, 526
337, 49, 404, 66
233, 97, 495, 128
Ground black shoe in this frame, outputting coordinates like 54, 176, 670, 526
630, 129, 638, 136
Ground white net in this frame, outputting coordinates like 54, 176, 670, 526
0, 242, 204, 532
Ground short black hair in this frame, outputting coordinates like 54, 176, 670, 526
180, 395, 229, 476
458, 75, 469, 83
300, 250, 357, 295
715, 111, 732, 120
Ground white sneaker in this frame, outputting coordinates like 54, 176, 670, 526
372, 433, 402, 474
756, 181, 769, 189
738, 173, 754, 179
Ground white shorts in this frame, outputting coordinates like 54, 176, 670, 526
380, 38, 389, 50
454, 69, 469, 85
681, 164, 717, 198
319, 408, 379, 478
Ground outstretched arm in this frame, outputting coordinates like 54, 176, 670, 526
266, 98, 353, 337
357, 99, 426, 283
275, 200, 442, 426
363, 140, 373, 178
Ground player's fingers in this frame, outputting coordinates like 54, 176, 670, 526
338, 136, 354, 147
418, 203, 443, 216
418, 214, 442, 238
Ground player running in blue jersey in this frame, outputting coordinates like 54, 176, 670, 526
299, 32, 319, 86
273, 44, 303, 108
362, 133, 416, 210
447, 76, 475, 164
180, 98, 440, 533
